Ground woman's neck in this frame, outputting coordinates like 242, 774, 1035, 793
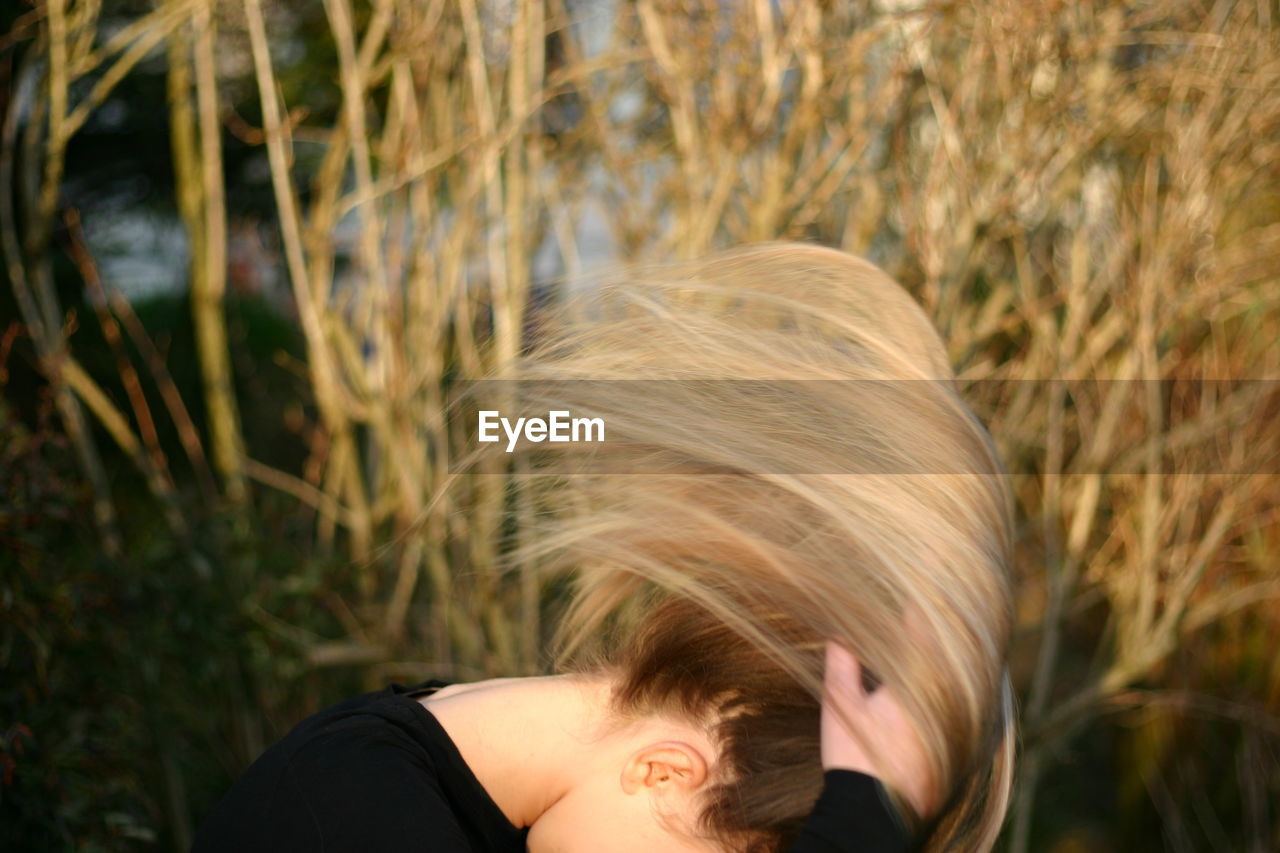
417, 673, 619, 827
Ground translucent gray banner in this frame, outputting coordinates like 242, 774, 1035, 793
444, 380, 1279, 475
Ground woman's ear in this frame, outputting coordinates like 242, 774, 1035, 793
620, 741, 709, 795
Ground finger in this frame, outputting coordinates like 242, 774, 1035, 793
823, 639, 860, 693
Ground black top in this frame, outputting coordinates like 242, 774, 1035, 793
191, 679, 910, 853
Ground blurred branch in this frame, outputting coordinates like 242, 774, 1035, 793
243, 0, 373, 568
243, 456, 354, 530
0, 7, 47, 54
61, 1, 193, 139
1, 38, 120, 554
105, 272, 220, 502
65, 208, 176, 500
191, 0, 250, 506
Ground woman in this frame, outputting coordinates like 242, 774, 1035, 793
192, 243, 1015, 853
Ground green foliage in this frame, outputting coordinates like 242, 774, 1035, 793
1, 388, 160, 850
0, 342, 350, 851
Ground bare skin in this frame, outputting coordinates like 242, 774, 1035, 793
419, 642, 934, 853
821, 639, 936, 818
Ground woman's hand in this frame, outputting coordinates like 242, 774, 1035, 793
820, 639, 937, 820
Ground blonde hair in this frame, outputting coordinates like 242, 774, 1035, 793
494, 242, 1016, 852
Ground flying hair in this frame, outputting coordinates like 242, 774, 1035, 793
483, 242, 1017, 853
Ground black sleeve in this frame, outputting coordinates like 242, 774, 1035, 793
788, 770, 911, 853
191, 722, 467, 853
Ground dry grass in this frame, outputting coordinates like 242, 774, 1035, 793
4, 0, 1278, 848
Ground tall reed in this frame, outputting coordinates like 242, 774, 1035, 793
4, 1, 1276, 848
